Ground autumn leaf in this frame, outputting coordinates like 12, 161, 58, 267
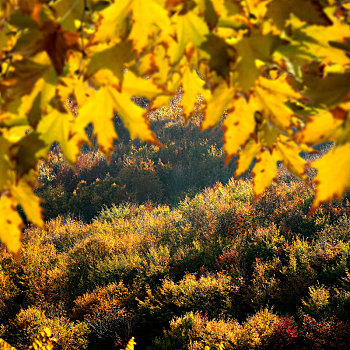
223, 95, 257, 161
233, 33, 283, 92
305, 73, 350, 107
255, 75, 303, 130
266, 0, 332, 28
180, 66, 206, 117
296, 110, 342, 145
235, 139, 261, 176
252, 148, 278, 197
312, 142, 350, 210
92, 0, 133, 43
76, 87, 118, 156
86, 41, 135, 90
11, 177, 43, 227
202, 81, 234, 129
0, 194, 23, 255
130, 0, 171, 52
37, 109, 80, 163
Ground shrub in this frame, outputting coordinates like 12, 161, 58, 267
263, 316, 301, 349
153, 312, 242, 350
301, 315, 350, 349
5, 307, 89, 350
301, 284, 330, 318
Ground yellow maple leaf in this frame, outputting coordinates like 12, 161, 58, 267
223, 95, 257, 161
180, 66, 206, 117
255, 75, 302, 130
93, 0, 133, 43
106, 86, 161, 145
276, 135, 307, 179
312, 142, 350, 210
86, 41, 135, 90
0, 194, 23, 255
302, 14, 350, 65
122, 70, 163, 100
252, 148, 278, 197
129, 0, 171, 52
202, 81, 234, 129
296, 110, 342, 145
37, 109, 80, 163
77, 86, 160, 157
235, 139, 261, 176
76, 88, 118, 156
11, 178, 43, 227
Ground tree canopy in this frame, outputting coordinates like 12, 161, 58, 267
0, 0, 349, 254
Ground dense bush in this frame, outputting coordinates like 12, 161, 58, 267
35, 109, 236, 222
2, 179, 350, 349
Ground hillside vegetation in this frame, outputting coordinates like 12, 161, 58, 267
1, 178, 350, 349
35, 107, 236, 222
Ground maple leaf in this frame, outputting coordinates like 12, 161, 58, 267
51, 0, 85, 32
233, 33, 283, 92
266, 0, 332, 28
86, 41, 135, 90
0, 135, 13, 191
92, 0, 133, 43
10, 132, 46, 177
0, 56, 52, 114
255, 75, 303, 130
176, 10, 209, 50
202, 81, 234, 129
296, 110, 342, 145
275, 135, 307, 180
180, 66, 206, 117
37, 109, 80, 163
11, 177, 43, 227
77, 85, 161, 157
252, 148, 278, 197
223, 95, 257, 162
75, 87, 119, 156
235, 139, 261, 176
122, 70, 164, 100
301, 16, 350, 65
312, 142, 350, 210
0, 194, 23, 255
305, 73, 350, 107
129, 0, 171, 52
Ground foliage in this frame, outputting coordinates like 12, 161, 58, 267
1, 179, 350, 348
36, 115, 234, 222
0, 0, 350, 253
0, 327, 56, 350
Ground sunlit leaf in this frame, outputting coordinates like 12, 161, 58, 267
37, 109, 80, 163
202, 81, 234, 129
223, 95, 257, 161
0, 194, 22, 255
129, 0, 171, 52
235, 139, 260, 176
11, 177, 43, 227
296, 110, 342, 144
86, 41, 135, 89
312, 142, 350, 210
93, 0, 133, 43
252, 148, 277, 197
180, 66, 206, 117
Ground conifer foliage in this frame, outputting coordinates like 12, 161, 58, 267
0, 0, 349, 253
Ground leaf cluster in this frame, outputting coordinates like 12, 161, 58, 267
0, 0, 349, 255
